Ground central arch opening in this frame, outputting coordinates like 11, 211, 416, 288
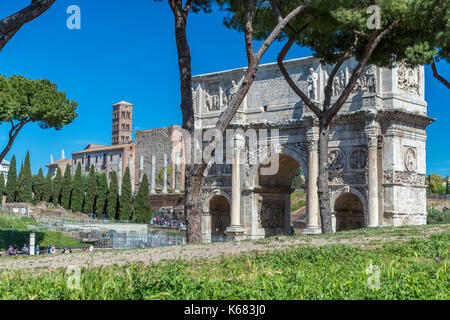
333, 192, 365, 232
256, 153, 307, 236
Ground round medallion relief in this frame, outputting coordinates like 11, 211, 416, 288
328, 149, 346, 172
404, 148, 417, 172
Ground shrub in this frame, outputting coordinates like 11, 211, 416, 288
427, 207, 450, 224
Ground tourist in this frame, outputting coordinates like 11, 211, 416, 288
51, 245, 56, 254
36, 245, 40, 255
89, 245, 94, 252
47, 244, 51, 254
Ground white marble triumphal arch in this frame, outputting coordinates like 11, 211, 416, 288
192, 56, 434, 242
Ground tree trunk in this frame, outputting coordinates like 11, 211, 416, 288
317, 120, 333, 233
171, 6, 203, 242
184, 164, 205, 243
0, 121, 27, 164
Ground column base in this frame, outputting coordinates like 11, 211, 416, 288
225, 225, 246, 241
303, 226, 322, 235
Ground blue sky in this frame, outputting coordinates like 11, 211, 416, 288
0, 0, 449, 176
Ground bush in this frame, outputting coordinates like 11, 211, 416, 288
427, 207, 450, 225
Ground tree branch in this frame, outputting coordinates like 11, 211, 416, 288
431, 61, 450, 89
323, 34, 359, 108
244, 0, 255, 66
325, 20, 399, 123
184, 0, 193, 16
255, 0, 313, 61
214, 0, 314, 132
0, 119, 29, 164
0, 0, 55, 36
277, 27, 322, 117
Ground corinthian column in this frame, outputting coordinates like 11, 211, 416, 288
174, 152, 181, 193
304, 138, 321, 234
226, 133, 246, 239
150, 154, 156, 194
365, 118, 381, 228
162, 153, 168, 194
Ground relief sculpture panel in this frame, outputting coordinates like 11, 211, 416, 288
258, 199, 285, 229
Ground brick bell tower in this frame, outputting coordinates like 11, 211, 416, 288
112, 101, 133, 145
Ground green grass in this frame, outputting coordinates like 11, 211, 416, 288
0, 228, 448, 300
0, 213, 38, 230
0, 213, 87, 250
290, 190, 306, 212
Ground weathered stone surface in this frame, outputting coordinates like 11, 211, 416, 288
193, 56, 433, 241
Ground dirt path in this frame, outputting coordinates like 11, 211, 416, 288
0, 225, 447, 271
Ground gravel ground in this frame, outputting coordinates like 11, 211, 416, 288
0, 225, 447, 271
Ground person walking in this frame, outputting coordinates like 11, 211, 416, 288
36, 245, 40, 255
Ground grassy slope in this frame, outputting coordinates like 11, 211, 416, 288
0, 213, 86, 249
0, 225, 448, 300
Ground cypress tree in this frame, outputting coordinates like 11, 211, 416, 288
5, 155, 17, 203
42, 171, 53, 203
17, 151, 32, 203
119, 167, 133, 221
34, 168, 45, 202
133, 174, 151, 223
107, 171, 119, 220
16, 161, 23, 201
61, 164, 72, 209
71, 162, 84, 212
96, 172, 108, 216
52, 167, 62, 206
83, 165, 97, 213
0, 173, 5, 196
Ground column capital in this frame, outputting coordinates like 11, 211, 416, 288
366, 134, 379, 148
306, 139, 319, 152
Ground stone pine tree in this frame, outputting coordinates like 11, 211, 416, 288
60, 164, 72, 209
33, 168, 45, 202
119, 167, 133, 221
95, 172, 108, 216
133, 174, 151, 223
42, 171, 52, 203
71, 162, 84, 212
5, 155, 17, 203
0, 75, 77, 165
107, 171, 119, 220
157, 0, 313, 242
17, 151, 32, 203
52, 167, 62, 206
0, 173, 5, 196
83, 165, 97, 214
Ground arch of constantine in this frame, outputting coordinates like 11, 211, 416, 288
191, 56, 434, 242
